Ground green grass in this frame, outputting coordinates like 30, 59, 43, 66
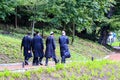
111, 42, 120, 46
0, 34, 23, 63
0, 60, 120, 80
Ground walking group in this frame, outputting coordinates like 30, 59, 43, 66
21, 31, 71, 66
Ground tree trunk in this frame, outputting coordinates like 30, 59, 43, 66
31, 21, 35, 38
98, 26, 109, 45
71, 22, 75, 45
63, 23, 66, 30
15, 7, 17, 28
41, 25, 44, 37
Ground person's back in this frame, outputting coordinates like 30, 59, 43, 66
21, 33, 32, 65
59, 31, 70, 63
45, 35, 55, 57
32, 32, 44, 65
46, 36, 55, 50
22, 36, 32, 49
45, 32, 58, 66
59, 35, 69, 46
32, 35, 43, 51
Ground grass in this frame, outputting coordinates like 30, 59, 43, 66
0, 60, 120, 80
0, 34, 23, 63
111, 41, 120, 46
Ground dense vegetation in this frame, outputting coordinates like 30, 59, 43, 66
0, 0, 120, 45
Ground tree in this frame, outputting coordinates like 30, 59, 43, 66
48, 0, 115, 44
0, 0, 17, 21
24, 0, 48, 37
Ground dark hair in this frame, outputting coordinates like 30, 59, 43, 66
33, 33, 36, 37
27, 32, 31, 35
36, 31, 39, 34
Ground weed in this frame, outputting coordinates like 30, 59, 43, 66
109, 75, 116, 80
56, 64, 64, 70
0, 72, 4, 77
24, 71, 31, 80
3, 70, 11, 77
37, 68, 43, 73
53, 73, 61, 78
11, 72, 22, 79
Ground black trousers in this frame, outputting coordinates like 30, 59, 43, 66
24, 56, 30, 65
39, 57, 43, 64
45, 57, 58, 65
61, 56, 66, 63
33, 56, 43, 65
33, 57, 38, 65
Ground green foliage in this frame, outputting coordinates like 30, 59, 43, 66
24, 71, 31, 79
0, 72, 4, 77
46, 67, 56, 74
11, 72, 22, 78
37, 68, 43, 73
109, 15, 120, 31
3, 70, 11, 77
55, 64, 64, 70
0, 0, 17, 20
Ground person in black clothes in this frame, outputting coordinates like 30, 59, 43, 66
32, 31, 44, 65
45, 32, 59, 66
21, 33, 32, 65
59, 31, 70, 63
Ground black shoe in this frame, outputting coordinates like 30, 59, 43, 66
55, 59, 59, 65
25, 63, 29, 65
36, 63, 39, 66
25, 61, 29, 65
32, 63, 36, 66
39, 63, 43, 65
45, 64, 48, 66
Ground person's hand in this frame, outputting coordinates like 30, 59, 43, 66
28, 50, 31, 53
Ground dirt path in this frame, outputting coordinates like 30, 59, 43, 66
0, 47, 120, 72
0, 61, 55, 72
106, 47, 120, 61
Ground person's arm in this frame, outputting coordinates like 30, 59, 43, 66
21, 37, 24, 52
66, 36, 69, 44
28, 37, 32, 53
59, 37, 61, 44
41, 38, 44, 50
52, 38, 56, 50
46, 37, 48, 47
